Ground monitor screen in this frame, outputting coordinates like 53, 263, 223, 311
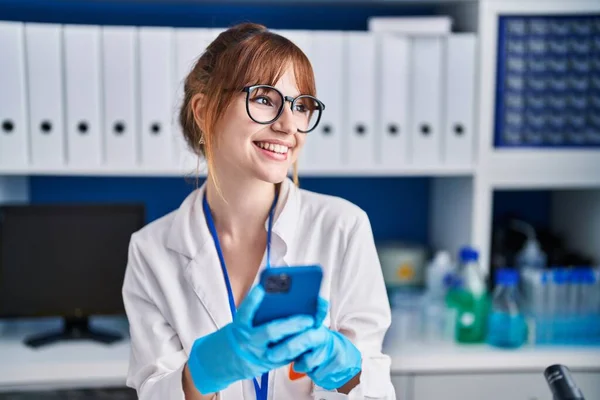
0, 204, 145, 318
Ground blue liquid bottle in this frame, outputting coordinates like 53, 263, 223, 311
487, 269, 528, 348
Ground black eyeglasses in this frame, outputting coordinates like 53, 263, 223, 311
242, 85, 325, 133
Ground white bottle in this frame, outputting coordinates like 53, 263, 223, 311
426, 250, 454, 298
512, 220, 547, 270
422, 251, 455, 342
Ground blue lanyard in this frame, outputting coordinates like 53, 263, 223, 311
203, 189, 279, 400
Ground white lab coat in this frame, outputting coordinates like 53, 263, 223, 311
122, 177, 396, 400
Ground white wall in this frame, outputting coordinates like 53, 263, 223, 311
552, 189, 600, 265
429, 176, 474, 260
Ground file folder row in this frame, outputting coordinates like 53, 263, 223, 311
0, 21, 478, 172
496, 15, 600, 148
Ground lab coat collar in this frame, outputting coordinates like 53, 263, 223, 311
166, 183, 232, 328
268, 177, 300, 265
166, 183, 209, 260
165, 177, 300, 329
166, 177, 299, 261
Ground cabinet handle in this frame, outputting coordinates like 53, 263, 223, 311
355, 124, 366, 135
114, 121, 126, 136
150, 122, 161, 135
77, 121, 89, 134
40, 120, 52, 134
454, 123, 465, 136
2, 120, 14, 134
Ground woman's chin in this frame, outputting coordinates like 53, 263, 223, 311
253, 166, 290, 184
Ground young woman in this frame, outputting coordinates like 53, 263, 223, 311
122, 22, 395, 400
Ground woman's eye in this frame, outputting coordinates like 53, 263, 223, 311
294, 104, 307, 113
254, 96, 272, 106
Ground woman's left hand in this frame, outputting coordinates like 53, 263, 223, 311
266, 298, 362, 391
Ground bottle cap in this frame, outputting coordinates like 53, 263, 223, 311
496, 268, 519, 286
459, 246, 478, 262
445, 274, 463, 289
570, 268, 583, 284
581, 268, 596, 285
553, 268, 569, 284
540, 270, 549, 284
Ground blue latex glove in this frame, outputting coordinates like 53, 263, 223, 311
187, 285, 316, 395
267, 298, 362, 390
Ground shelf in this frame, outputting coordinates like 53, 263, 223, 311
41, 0, 478, 4
4, 316, 599, 391
0, 317, 129, 391
487, 149, 600, 190
0, 164, 475, 178
384, 340, 600, 374
299, 165, 475, 177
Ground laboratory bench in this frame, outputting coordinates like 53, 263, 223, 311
1, 317, 600, 399
386, 341, 600, 400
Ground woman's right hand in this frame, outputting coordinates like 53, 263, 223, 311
187, 285, 316, 395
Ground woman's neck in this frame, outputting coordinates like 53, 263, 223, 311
205, 173, 278, 242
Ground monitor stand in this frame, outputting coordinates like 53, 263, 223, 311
24, 316, 123, 348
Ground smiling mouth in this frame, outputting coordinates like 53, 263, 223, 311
253, 141, 290, 155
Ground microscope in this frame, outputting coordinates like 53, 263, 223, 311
544, 365, 586, 400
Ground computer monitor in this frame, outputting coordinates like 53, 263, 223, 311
0, 203, 145, 348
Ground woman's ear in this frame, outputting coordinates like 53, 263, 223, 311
191, 92, 206, 131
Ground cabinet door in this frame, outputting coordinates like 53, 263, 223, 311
413, 373, 550, 400
392, 374, 413, 400
571, 372, 600, 400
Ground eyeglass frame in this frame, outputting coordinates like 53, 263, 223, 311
241, 84, 326, 133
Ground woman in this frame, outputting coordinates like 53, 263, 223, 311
122, 22, 395, 400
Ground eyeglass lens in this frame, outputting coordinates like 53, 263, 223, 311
247, 86, 322, 132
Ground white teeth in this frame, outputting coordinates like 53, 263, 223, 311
257, 141, 289, 154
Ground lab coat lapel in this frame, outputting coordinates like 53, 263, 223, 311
271, 178, 301, 266
166, 183, 233, 330
185, 245, 233, 330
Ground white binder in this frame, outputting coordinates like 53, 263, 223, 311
174, 28, 217, 172
64, 25, 103, 167
25, 23, 66, 167
139, 27, 174, 167
346, 31, 376, 167
0, 22, 29, 168
379, 34, 410, 167
443, 34, 476, 166
309, 31, 344, 170
410, 36, 443, 166
102, 26, 138, 168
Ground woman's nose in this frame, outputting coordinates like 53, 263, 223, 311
272, 105, 297, 135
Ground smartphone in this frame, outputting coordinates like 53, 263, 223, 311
253, 265, 323, 326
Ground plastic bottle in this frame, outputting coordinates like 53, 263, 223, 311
512, 220, 547, 270
550, 268, 571, 343
553, 268, 569, 315
487, 269, 528, 348
582, 268, 599, 314
568, 268, 582, 315
425, 251, 455, 297
422, 251, 455, 342
446, 246, 489, 344
595, 267, 600, 313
